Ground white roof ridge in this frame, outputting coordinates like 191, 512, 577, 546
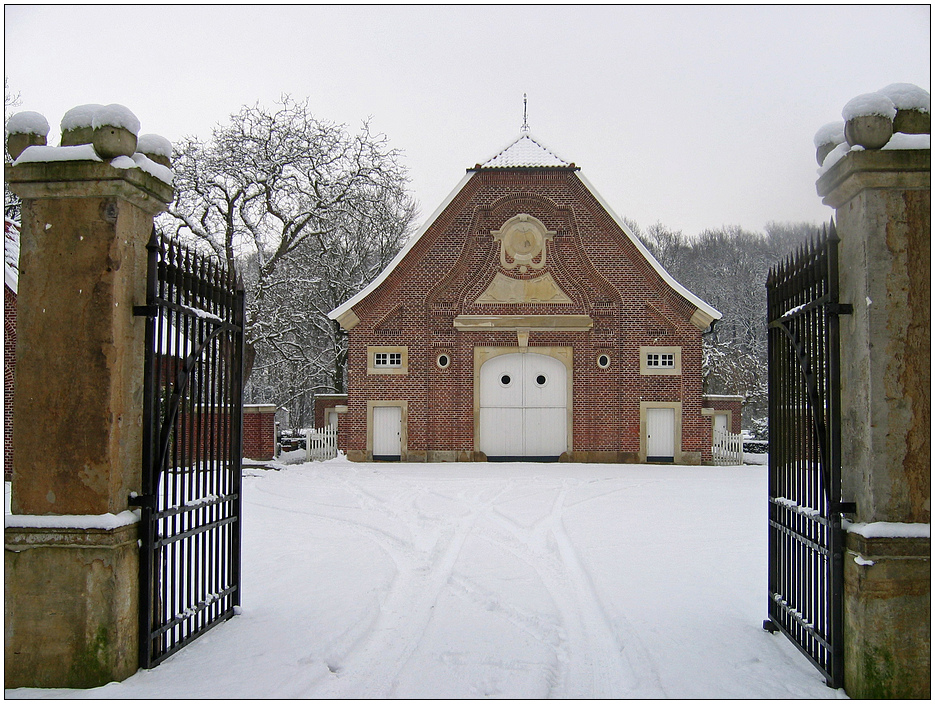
575, 172, 722, 322
477, 132, 572, 169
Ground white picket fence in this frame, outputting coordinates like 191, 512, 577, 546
305, 426, 338, 462
712, 427, 744, 465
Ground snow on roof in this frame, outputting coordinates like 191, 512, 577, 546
477, 132, 572, 169
575, 172, 721, 322
878, 83, 930, 113
6, 111, 50, 137
842, 92, 896, 121
60, 104, 104, 131
328, 172, 473, 322
328, 134, 721, 324
5, 218, 20, 293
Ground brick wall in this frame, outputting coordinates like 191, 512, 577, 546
4, 284, 16, 481
702, 395, 743, 434
313, 394, 347, 429
342, 169, 716, 463
243, 404, 276, 460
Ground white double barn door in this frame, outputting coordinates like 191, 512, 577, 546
479, 353, 567, 459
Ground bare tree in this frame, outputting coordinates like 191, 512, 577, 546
4, 78, 23, 221
160, 96, 416, 424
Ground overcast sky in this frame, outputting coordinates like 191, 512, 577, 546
4, 5, 930, 237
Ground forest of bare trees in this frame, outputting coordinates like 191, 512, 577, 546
631, 219, 819, 436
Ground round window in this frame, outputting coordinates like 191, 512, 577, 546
597, 353, 611, 369
500, 374, 512, 386
436, 353, 451, 369
535, 374, 547, 386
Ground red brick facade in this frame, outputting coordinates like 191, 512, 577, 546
331, 139, 722, 464
702, 395, 743, 434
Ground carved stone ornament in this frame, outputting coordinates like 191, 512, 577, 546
490, 213, 556, 273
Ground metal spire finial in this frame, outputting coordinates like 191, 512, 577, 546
522, 93, 529, 132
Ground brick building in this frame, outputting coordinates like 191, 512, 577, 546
329, 132, 725, 463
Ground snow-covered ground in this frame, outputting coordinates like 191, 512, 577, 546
7, 457, 842, 699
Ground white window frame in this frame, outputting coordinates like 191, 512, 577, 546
640, 346, 682, 375
367, 346, 408, 375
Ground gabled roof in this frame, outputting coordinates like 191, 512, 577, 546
328, 135, 721, 326
476, 132, 573, 169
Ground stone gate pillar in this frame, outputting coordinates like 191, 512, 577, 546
816, 95, 930, 698
4, 107, 173, 687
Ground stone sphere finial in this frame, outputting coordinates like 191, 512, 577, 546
843, 93, 896, 150
60, 104, 104, 146
6, 111, 50, 160
814, 121, 845, 166
91, 104, 140, 159
878, 83, 931, 135
137, 134, 173, 168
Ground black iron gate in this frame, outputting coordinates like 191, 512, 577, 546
133, 230, 245, 668
763, 221, 852, 687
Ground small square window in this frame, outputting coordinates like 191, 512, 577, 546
640, 346, 681, 375
368, 346, 408, 374
374, 352, 402, 367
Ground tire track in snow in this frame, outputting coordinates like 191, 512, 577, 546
464, 478, 664, 697
313, 482, 514, 698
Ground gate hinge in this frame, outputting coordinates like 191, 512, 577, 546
133, 304, 159, 318
835, 501, 857, 514
826, 303, 853, 316
129, 493, 156, 510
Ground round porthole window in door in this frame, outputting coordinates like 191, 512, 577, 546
535, 374, 547, 387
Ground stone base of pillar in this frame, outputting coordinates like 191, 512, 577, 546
844, 531, 930, 698
4, 523, 139, 688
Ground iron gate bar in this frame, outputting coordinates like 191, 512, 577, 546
134, 229, 244, 669
764, 221, 852, 689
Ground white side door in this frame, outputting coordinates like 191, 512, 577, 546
372, 405, 401, 458
713, 413, 727, 434
646, 407, 675, 461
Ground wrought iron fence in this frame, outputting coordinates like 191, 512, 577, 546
764, 221, 852, 688
133, 230, 245, 668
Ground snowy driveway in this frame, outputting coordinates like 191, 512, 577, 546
8, 459, 840, 699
